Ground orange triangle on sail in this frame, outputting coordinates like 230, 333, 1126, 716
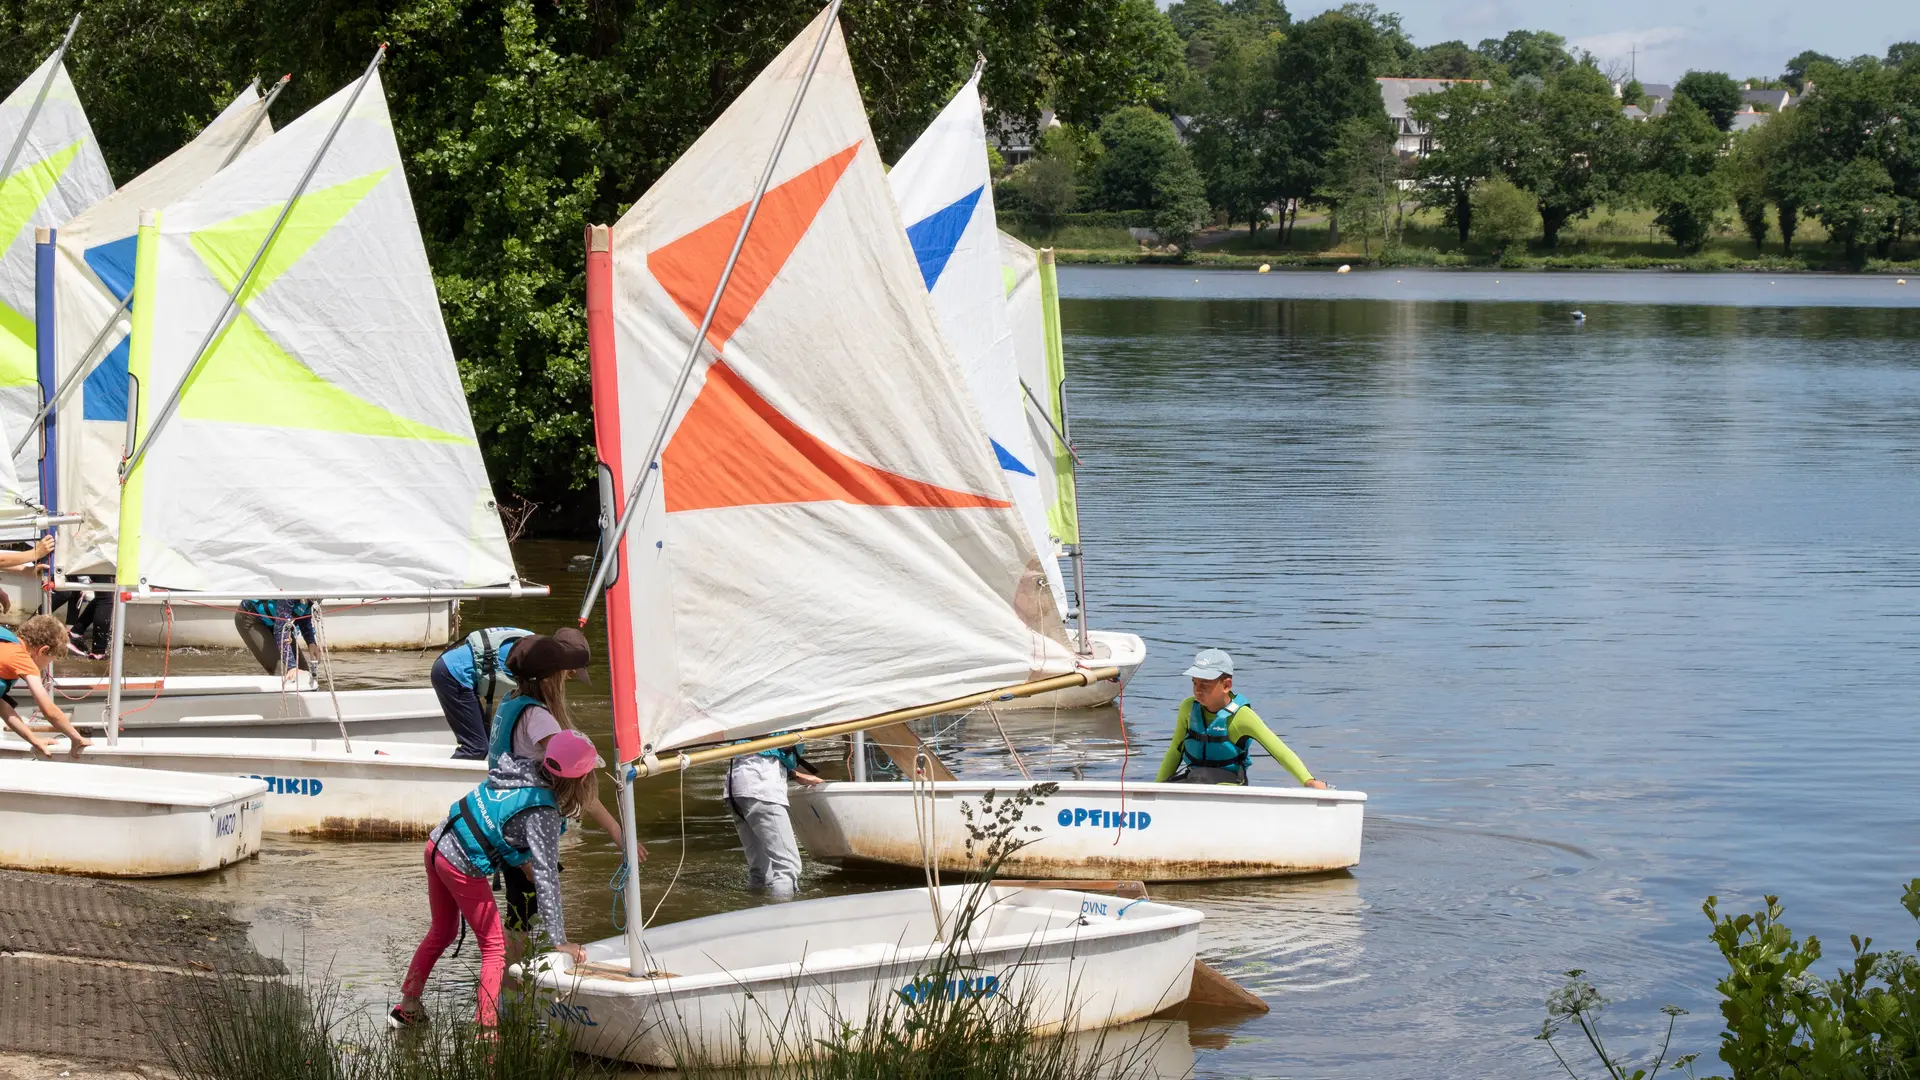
648, 142, 861, 350
663, 362, 1011, 513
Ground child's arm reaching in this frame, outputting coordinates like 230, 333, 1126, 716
24, 675, 90, 752
0, 699, 53, 758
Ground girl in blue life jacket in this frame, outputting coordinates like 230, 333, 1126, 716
486, 629, 641, 961
392, 728, 601, 1031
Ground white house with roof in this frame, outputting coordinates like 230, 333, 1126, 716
1376, 77, 1489, 157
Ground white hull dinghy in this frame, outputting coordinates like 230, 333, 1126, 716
0, 736, 478, 839
59, 684, 450, 744
793, 780, 1366, 881
0, 759, 264, 876
1001, 630, 1144, 711
528, 885, 1201, 1067
118, 597, 456, 649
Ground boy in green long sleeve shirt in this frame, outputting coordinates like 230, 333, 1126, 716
1155, 648, 1330, 788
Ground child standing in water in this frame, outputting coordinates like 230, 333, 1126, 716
391, 728, 602, 1030
0, 615, 92, 757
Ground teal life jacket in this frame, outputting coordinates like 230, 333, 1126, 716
462, 627, 533, 712
757, 745, 802, 772
0, 626, 21, 696
443, 783, 556, 877
1179, 695, 1253, 775
487, 695, 543, 769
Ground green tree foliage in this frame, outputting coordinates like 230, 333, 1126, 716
1816, 157, 1899, 260
1092, 106, 1188, 210
1636, 96, 1729, 252
1502, 64, 1632, 247
1408, 80, 1502, 243
1318, 116, 1400, 255
0, 0, 1183, 517
1152, 152, 1212, 248
1180, 27, 1282, 230
1674, 70, 1745, 130
1413, 40, 1492, 79
1474, 30, 1572, 81
1470, 177, 1536, 251
1268, 8, 1394, 236
1784, 49, 1838, 91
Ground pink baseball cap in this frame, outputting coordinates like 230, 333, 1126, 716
543, 729, 603, 778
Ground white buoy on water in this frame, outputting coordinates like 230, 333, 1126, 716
1336, 264, 1351, 274
1258, 263, 1271, 273
1571, 310, 1586, 322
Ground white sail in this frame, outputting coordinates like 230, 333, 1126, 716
1000, 234, 1078, 547
888, 76, 1067, 622
52, 86, 273, 577
118, 70, 514, 594
0, 48, 114, 510
594, 7, 1074, 759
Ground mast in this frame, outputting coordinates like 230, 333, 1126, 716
0, 15, 82, 186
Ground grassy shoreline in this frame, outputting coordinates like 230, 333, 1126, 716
1053, 247, 1920, 273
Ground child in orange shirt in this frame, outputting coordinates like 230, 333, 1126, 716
0, 615, 91, 758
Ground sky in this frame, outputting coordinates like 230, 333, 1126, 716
1272, 0, 1915, 84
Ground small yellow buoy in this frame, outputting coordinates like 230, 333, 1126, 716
1258, 263, 1271, 273
1336, 264, 1351, 274
1900, 278, 1909, 285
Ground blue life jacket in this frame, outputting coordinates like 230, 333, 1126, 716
0, 626, 21, 696
459, 627, 533, 708
757, 745, 802, 772
1179, 695, 1253, 774
487, 695, 543, 769
443, 783, 556, 877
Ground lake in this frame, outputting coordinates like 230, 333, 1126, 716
143, 267, 1920, 1077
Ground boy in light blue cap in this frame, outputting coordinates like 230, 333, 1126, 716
1156, 648, 1330, 788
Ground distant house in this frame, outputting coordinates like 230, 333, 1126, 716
1376, 77, 1489, 157
1740, 86, 1795, 111
1730, 107, 1772, 132
1637, 82, 1675, 117
988, 108, 1059, 167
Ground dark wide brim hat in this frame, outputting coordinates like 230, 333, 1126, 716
506, 627, 591, 683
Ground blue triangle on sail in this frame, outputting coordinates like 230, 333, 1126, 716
83, 235, 138, 301
80, 235, 138, 422
905, 185, 984, 290
991, 438, 1035, 477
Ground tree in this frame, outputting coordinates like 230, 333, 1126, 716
1182, 27, 1282, 230
1470, 177, 1536, 251
1417, 40, 1490, 79
1636, 96, 1728, 252
1812, 157, 1898, 260
1674, 70, 1744, 130
1153, 152, 1213, 248
1092, 106, 1188, 210
1267, 8, 1393, 243
1318, 116, 1399, 255
1889, 42, 1920, 68
1500, 64, 1632, 246
1474, 29, 1571, 81
1784, 50, 1837, 91
1408, 80, 1503, 244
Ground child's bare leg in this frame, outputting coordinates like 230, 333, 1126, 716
0, 710, 54, 758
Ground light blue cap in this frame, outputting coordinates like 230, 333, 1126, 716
1183, 648, 1234, 680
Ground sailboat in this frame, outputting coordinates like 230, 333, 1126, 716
885, 71, 1144, 711
0, 56, 525, 836
525, 8, 1197, 1065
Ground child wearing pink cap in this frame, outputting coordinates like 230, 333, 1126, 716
391, 728, 602, 1030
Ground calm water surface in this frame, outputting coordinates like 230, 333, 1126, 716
141, 268, 1920, 1078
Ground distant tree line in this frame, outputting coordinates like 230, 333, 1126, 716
0, 0, 1913, 520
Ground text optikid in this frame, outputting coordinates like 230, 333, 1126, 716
1056, 807, 1151, 830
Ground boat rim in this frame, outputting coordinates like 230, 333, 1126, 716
797, 778, 1368, 803
524, 885, 1202, 997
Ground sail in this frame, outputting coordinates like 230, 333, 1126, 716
0, 409, 32, 531
117, 70, 515, 594
593, 6, 1075, 761
0, 48, 114, 509
997, 232, 1062, 534
51, 86, 273, 577
887, 76, 1067, 622
1033, 246, 1078, 545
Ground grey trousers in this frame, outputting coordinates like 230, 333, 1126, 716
728, 796, 802, 898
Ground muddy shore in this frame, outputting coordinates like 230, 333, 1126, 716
0, 869, 280, 1071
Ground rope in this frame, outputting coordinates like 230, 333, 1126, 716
644, 759, 689, 927
115, 603, 174, 718
912, 750, 944, 940
985, 703, 1031, 780
311, 601, 351, 752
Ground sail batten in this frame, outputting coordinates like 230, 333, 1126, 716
117, 71, 513, 595
595, 7, 1074, 760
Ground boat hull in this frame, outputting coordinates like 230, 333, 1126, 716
0, 760, 266, 876
2, 580, 456, 649
792, 780, 1366, 882
0, 737, 481, 840
526, 885, 1200, 1067
57, 686, 453, 745
999, 630, 1144, 710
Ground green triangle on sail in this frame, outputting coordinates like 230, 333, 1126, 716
179, 310, 469, 444
0, 302, 37, 389
189, 169, 389, 303
0, 138, 85, 253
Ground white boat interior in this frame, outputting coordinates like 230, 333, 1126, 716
56, 685, 451, 744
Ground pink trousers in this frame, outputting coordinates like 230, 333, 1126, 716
400, 842, 506, 1026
